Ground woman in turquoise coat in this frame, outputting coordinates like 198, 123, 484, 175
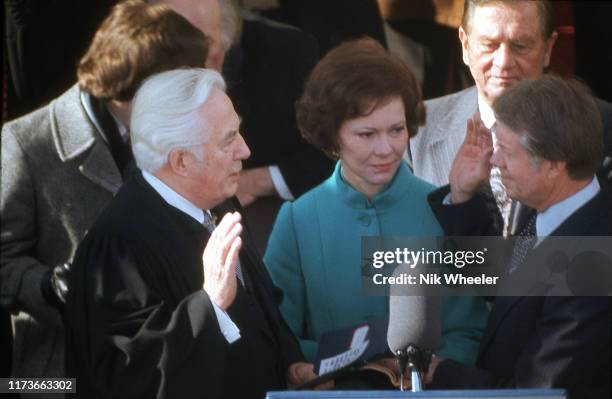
264, 38, 488, 384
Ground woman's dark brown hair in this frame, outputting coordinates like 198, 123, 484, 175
296, 37, 425, 158
78, 0, 208, 101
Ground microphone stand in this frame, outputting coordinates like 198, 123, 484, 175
395, 349, 408, 391
396, 345, 432, 392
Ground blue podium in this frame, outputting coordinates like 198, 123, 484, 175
266, 390, 565, 399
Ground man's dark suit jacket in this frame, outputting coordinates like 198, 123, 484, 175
64, 172, 303, 398
427, 185, 612, 399
224, 15, 334, 198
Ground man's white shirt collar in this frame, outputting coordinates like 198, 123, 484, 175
537, 177, 600, 237
477, 94, 499, 152
478, 94, 496, 130
107, 105, 130, 143
142, 170, 208, 224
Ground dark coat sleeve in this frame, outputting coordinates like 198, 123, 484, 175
431, 297, 611, 399
65, 235, 228, 399
1, 123, 55, 320
427, 185, 502, 236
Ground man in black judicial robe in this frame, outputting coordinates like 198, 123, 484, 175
64, 68, 324, 398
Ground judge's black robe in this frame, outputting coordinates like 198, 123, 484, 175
64, 172, 303, 398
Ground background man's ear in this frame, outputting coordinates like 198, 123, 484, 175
543, 31, 558, 69
458, 26, 470, 66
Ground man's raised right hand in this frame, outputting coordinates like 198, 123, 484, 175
202, 212, 243, 310
449, 112, 494, 204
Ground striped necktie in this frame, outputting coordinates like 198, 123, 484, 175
508, 214, 537, 274
490, 167, 513, 236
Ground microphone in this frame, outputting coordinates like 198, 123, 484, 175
387, 263, 442, 391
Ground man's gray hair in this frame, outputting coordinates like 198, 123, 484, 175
130, 68, 226, 173
461, 0, 554, 39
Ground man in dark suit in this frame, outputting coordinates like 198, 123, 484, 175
0, 0, 208, 386
64, 68, 324, 398
425, 75, 611, 398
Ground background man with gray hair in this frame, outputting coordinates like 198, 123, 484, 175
426, 74, 611, 399
409, 0, 612, 234
65, 68, 322, 398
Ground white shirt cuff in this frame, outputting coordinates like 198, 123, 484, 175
442, 193, 453, 205
269, 165, 294, 200
212, 302, 241, 344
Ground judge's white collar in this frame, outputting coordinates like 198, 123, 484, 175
142, 170, 209, 224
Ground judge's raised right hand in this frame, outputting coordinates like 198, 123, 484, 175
202, 212, 243, 310
449, 112, 493, 204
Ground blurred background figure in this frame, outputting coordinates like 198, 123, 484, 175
3, 0, 117, 120
378, 0, 468, 99
257, 0, 387, 55
160, 0, 335, 252
264, 38, 489, 389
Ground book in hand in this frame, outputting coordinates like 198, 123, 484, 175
296, 316, 410, 390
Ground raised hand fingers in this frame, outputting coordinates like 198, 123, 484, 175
480, 146, 494, 168
477, 122, 493, 150
223, 236, 242, 278
464, 117, 476, 147
212, 212, 241, 239
464, 113, 487, 148
219, 222, 243, 264
203, 212, 243, 269
469, 112, 492, 151
202, 212, 243, 310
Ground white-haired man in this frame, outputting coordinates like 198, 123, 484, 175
64, 68, 322, 398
